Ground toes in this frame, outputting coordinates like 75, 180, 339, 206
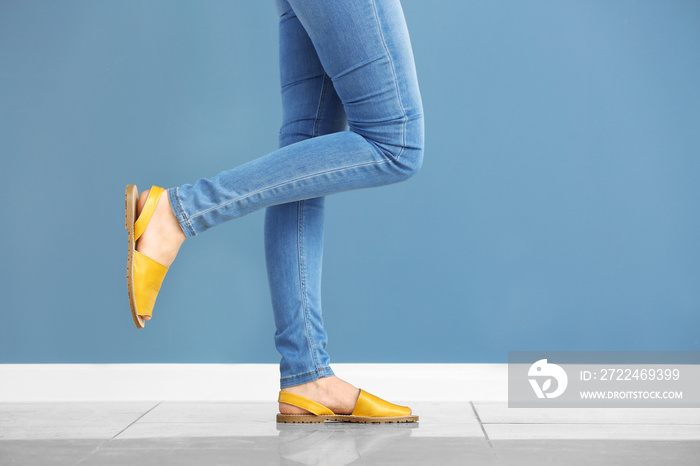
141, 315, 151, 321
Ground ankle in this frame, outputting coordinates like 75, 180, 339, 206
136, 188, 186, 267
279, 376, 360, 415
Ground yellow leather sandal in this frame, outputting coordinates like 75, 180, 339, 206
125, 185, 169, 329
277, 390, 418, 423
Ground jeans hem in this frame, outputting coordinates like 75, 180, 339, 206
168, 187, 196, 238
280, 366, 334, 389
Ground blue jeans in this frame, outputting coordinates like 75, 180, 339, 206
168, 0, 424, 388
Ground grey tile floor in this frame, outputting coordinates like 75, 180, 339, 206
0, 401, 698, 465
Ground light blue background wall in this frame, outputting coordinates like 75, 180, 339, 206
1, 1, 698, 364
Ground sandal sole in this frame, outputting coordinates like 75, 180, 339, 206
125, 185, 145, 329
276, 414, 419, 424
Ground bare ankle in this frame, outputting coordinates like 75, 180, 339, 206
136, 188, 185, 268
278, 376, 360, 415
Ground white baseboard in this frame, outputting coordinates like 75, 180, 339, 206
0, 363, 507, 402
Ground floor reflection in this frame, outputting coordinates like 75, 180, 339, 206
277, 422, 417, 466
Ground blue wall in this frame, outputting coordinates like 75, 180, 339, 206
1, 0, 698, 363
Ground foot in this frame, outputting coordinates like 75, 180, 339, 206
280, 376, 359, 415
136, 188, 186, 321
278, 376, 412, 416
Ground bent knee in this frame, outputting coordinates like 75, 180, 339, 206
391, 116, 424, 180
356, 113, 424, 181
395, 145, 423, 181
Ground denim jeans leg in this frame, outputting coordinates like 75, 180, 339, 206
170, 0, 423, 236
170, 0, 424, 384
267, 0, 348, 388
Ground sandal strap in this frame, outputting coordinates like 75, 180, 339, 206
278, 391, 335, 416
134, 186, 165, 242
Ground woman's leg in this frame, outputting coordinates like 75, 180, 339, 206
167, 0, 423, 238
267, 0, 421, 415
265, 0, 347, 389
137, 0, 423, 390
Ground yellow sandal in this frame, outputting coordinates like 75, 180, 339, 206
277, 389, 418, 423
125, 185, 169, 329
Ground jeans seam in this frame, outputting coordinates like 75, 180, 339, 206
187, 158, 391, 220
370, 0, 407, 161
303, 72, 328, 371
171, 187, 196, 237
312, 74, 329, 137
297, 201, 320, 371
